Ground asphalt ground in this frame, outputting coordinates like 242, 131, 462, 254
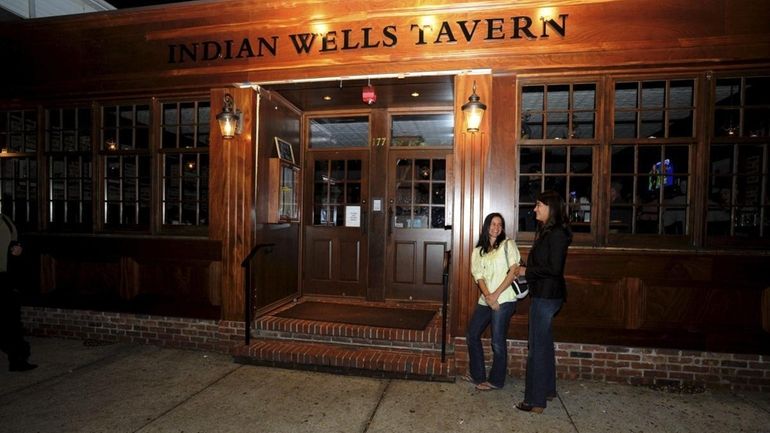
1, 337, 769, 433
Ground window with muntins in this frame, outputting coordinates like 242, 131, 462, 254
160, 100, 210, 227
519, 82, 597, 235
0, 109, 38, 229
708, 76, 769, 239
101, 104, 151, 227
610, 79, 695, 236
45, 107, 93, 229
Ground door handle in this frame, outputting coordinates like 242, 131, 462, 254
387, 206, 393, 237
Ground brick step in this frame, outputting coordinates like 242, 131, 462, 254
232, 338, 455, 381
253, 314, 447, 351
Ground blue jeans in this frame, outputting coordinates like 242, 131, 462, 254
465, 301, 516, 388
524, 297, 563, 407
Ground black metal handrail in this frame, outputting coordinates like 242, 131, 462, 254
241, 243, 275, 345
441, 250, 451, 363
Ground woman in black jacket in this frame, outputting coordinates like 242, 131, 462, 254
515, 190, 571, 413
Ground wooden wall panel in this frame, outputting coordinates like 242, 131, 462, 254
490, 248, 770, 353
253, 223, 300, 311
209, 87, 257, 320
451, 74, 492, 336
24, 235, 221, 318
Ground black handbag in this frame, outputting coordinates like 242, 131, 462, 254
504, 240, 529, 299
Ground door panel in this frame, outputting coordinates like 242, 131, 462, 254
386, 152, 452, 301
303, 151, 368, 297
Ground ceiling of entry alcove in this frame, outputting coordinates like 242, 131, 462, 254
261, 75, 455, 111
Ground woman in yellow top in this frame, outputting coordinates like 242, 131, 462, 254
463, 212, 520, 390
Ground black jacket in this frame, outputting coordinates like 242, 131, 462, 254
526, 226, 571, 300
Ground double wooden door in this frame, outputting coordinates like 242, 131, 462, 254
302, 113, 452, 302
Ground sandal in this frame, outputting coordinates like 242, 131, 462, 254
515, 402, 544, 413
475, 381, 501, 391
459, 374, 477, 384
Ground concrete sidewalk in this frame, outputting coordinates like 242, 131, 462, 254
1, 337, 768, 433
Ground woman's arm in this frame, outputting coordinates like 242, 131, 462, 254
522, 229, 570, 280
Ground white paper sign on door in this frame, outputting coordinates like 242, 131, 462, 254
345, 205, 361, 227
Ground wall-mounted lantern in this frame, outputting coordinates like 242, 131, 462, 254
216, 93, 242, 139
461, 80, 487, 133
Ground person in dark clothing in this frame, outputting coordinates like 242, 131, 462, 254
1, 212, 37, 372
515, 190, 571, 413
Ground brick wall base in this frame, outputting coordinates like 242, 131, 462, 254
19, 307, 770, 392
21, 307, 243, 354
454, 337, 770, 392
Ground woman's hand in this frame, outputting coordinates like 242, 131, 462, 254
484, 293, 500, 310
516, 266, 526, 277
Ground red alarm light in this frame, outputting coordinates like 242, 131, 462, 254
362, 84, 376, 105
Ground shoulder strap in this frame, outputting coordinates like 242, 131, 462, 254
503, 239, 510, 267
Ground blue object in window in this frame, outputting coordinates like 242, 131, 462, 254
649, 159, 673, 190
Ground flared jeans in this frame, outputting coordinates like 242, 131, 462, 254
466, 301, 516, 388
524, 297, 563, 407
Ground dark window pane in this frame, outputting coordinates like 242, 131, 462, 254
615, 82, 638, 108
745, 108, 770, 137
614, 111, 637, 139
572, 112, 594, 139
570, 147, 593, 174
433, 159, 446, 181
666, 146, 690, 174
347, 160, 361, 180
669, 110, 694, 137
640, 110, 664, 138
520, 146, 542, 175
641, 81, 665, 108
745, 76, 770, 106
522, 112, 543, 139
573, 84, 596, 110
546, 112, 568, 139
544, 147, 567, 174
715, 78, 741, 106
547, 85, 569, 110
714, 109, 740, 137
669, 80, 694, 108
521, 86, 544, 112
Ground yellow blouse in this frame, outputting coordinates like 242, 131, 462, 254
470, 238, 520, 306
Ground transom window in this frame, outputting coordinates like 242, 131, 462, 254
391, 114, 454, 147
309, 117, 369, 149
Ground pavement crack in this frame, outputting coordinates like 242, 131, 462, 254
130, 363, 244, 433
556, 393, 581, 433
0, 343, 140, 402
361, 379, 392, 433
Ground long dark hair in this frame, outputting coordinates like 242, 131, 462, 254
476, 213, 507, 254
535, 190, 572, 240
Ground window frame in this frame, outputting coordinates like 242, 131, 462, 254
515, 77, 603, 245
43, 104, 95, 232
605, 74, 701, 249
157, 97, 211, 234
0, 107, 41, 232
705, 72, 770, 249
